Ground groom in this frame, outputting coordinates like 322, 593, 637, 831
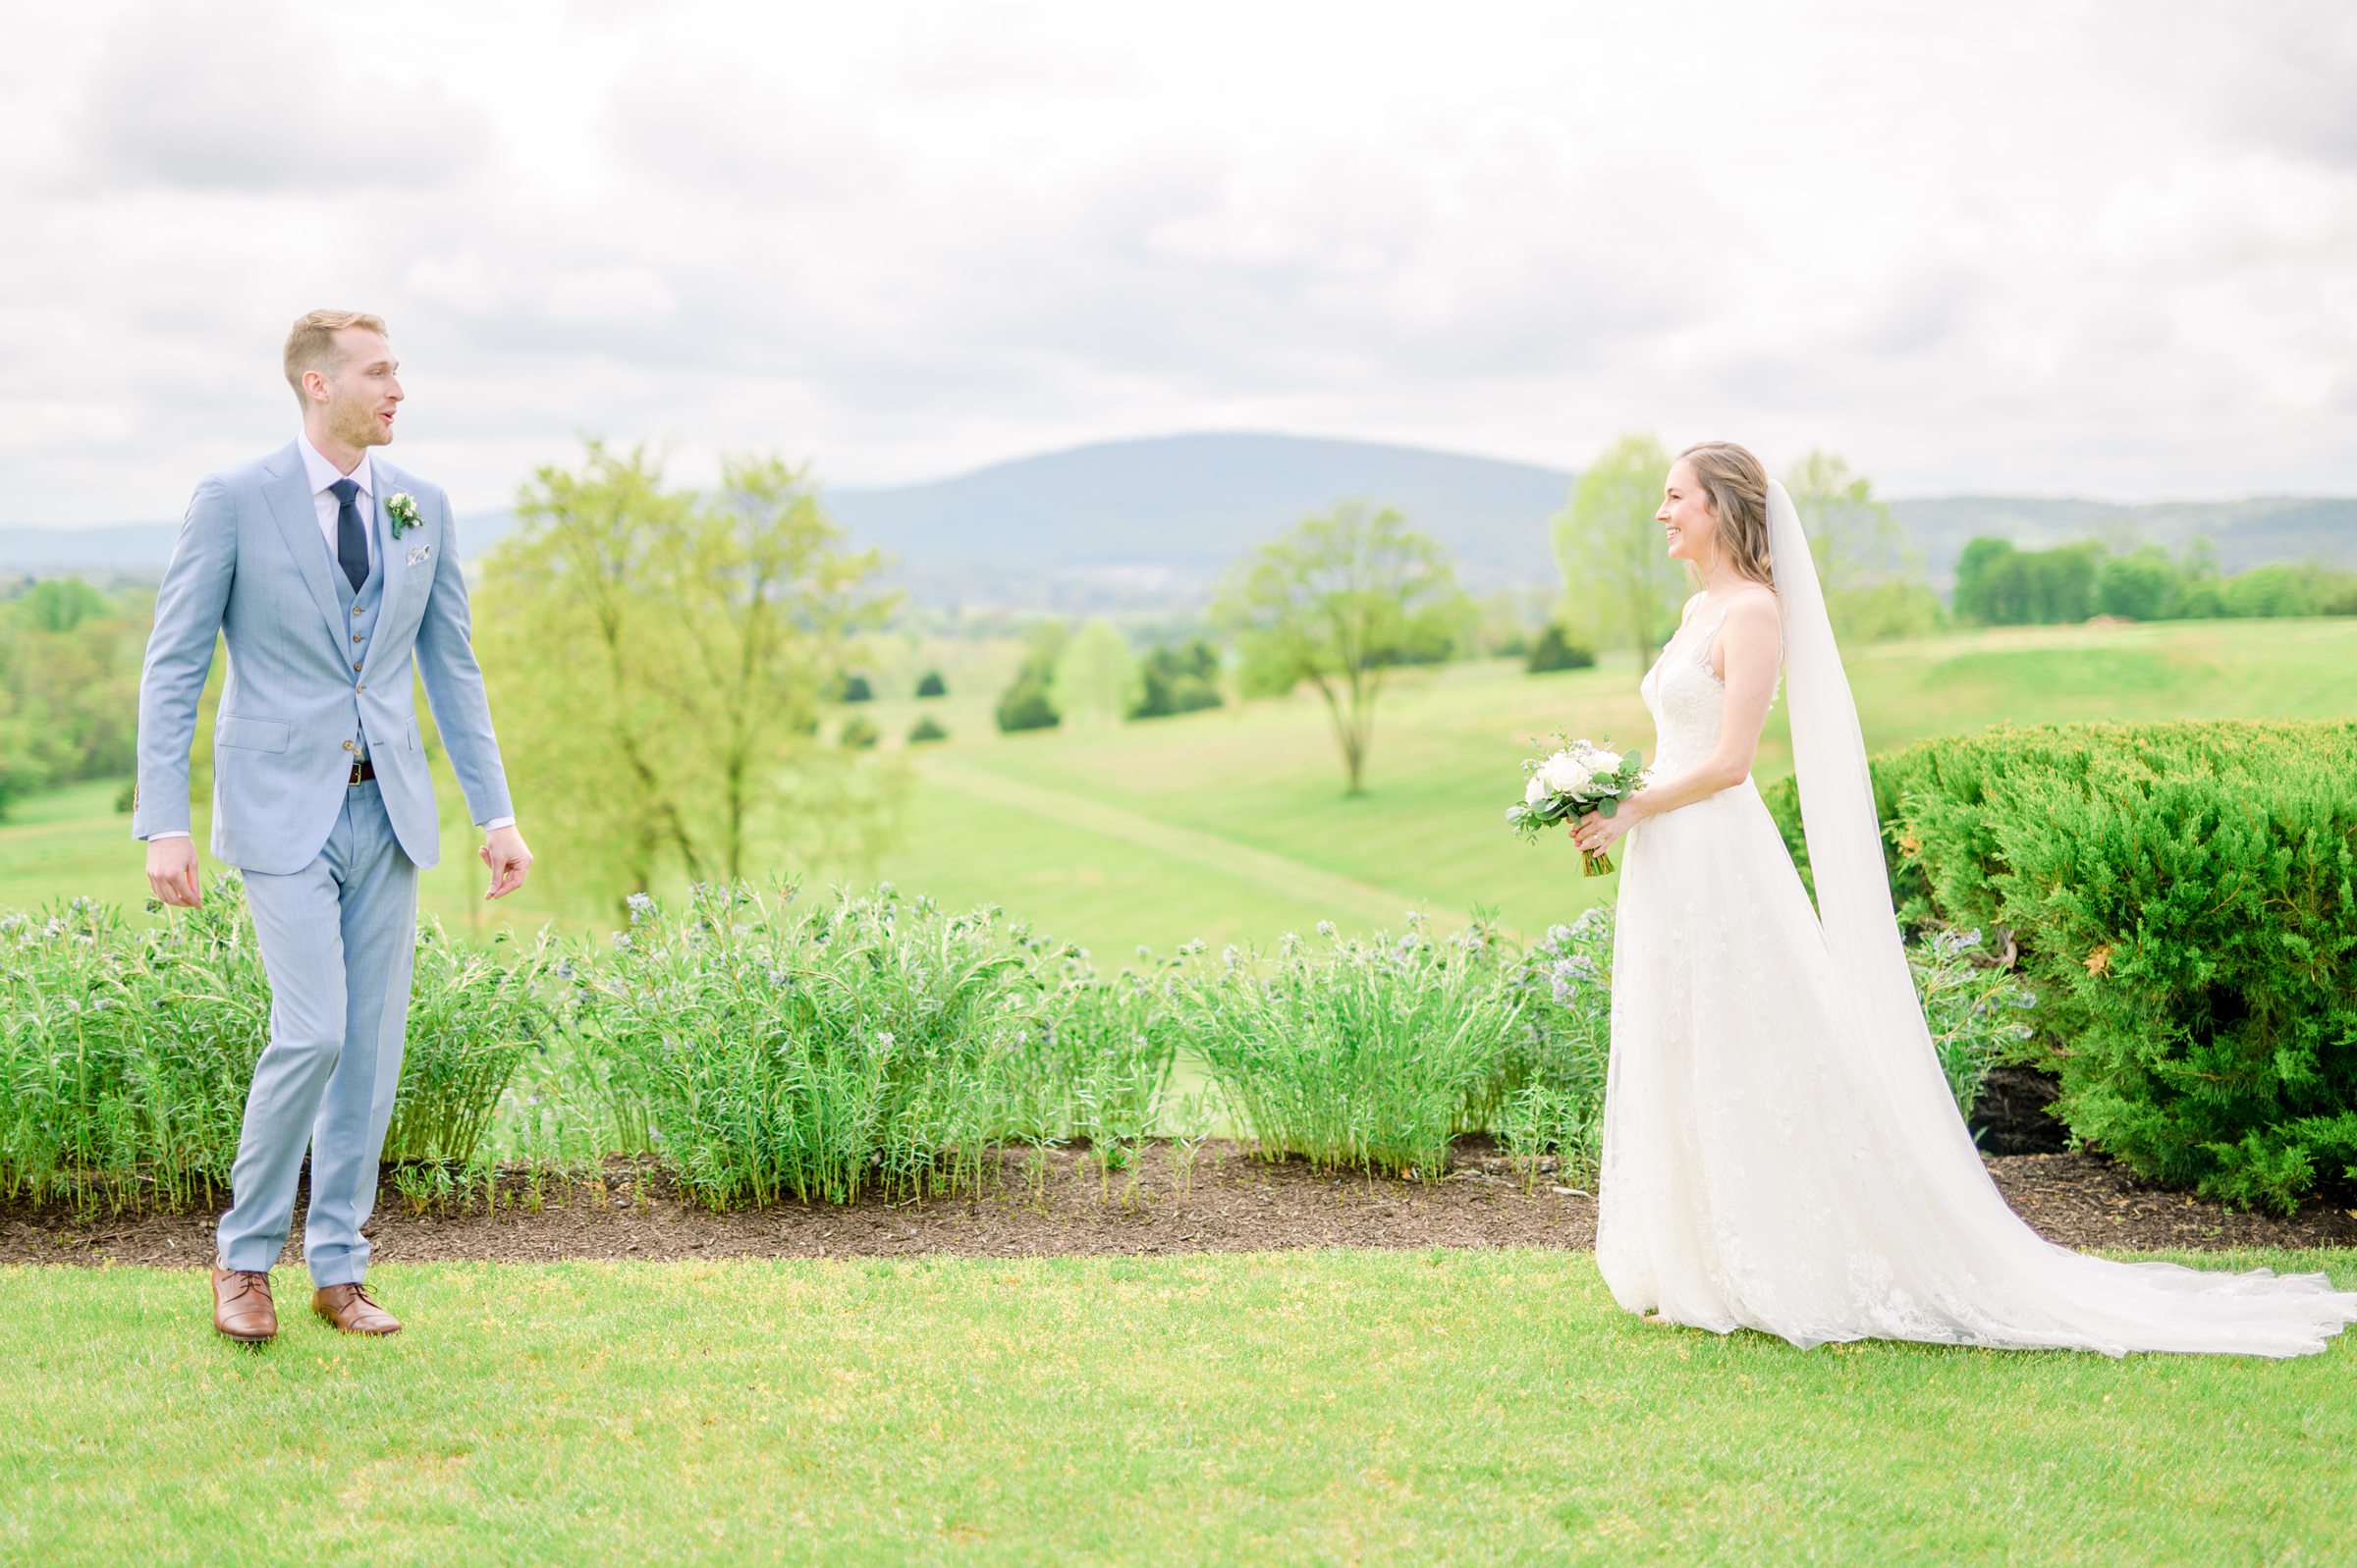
135, 308, 532, 1342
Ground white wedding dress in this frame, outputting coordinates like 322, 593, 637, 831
1594, 488, 2357, 1358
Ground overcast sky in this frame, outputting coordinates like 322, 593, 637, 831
4, 0, 2353, 526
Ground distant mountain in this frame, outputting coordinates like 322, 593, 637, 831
6, 433, 2352, 607
824, 431, 1574, 605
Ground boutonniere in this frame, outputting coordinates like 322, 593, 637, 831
388, 492, 422, 537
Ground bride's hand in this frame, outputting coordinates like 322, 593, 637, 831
1569, 809, 1633, 856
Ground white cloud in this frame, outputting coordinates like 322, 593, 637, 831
71, 1, 492, 192
2, 0, 2353, 528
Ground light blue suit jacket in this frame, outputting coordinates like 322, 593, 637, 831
135, 441, 513, 875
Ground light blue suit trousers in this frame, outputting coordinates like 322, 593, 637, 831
217, 780, 416, 1282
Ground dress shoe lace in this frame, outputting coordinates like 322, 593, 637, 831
221, 1270, 270, 1304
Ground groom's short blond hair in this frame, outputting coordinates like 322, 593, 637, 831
284, 309, 390, 404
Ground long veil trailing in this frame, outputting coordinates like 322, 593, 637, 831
1744, 477, 2357, 1356
1767, 478, 1955, 1117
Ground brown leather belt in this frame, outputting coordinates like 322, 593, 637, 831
348, 758, 375, 784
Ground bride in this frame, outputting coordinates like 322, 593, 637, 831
1567, 441, 2357, 1358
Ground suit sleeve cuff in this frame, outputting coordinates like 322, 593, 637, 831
144, 830, 193, 841
479, 816, 516, 833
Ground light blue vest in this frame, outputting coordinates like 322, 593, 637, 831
326, 527, 385, 763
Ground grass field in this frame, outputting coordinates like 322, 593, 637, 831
3, 1249, 2350, 1565
6, 618, 2355, 955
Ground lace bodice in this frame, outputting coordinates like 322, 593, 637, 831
1640, 602, 1781, 778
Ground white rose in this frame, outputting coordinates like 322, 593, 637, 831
1524, 774, 1550, 807
1537, 750, 1598, 796
1586, 747, 1622, 774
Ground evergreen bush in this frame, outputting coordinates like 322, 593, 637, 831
1129, 639, 1224, 719
996, 671, 1060, 732
1524, 623, 1597, 674
908, 715, 949, 744
914, 669, 949, 699
1767, 721, 2357, 1211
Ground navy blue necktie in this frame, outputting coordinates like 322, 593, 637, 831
330, 477, 368, 592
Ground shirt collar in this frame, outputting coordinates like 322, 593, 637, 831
299, 431, 373, 501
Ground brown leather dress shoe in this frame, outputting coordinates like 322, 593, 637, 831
212, 1265, 278, 1342
312, 1281, 402, 1335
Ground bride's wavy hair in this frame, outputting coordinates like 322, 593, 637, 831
1676, 441, 1778, 589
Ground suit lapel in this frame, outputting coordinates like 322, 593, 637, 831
260, 442, 348, 652
371, 461, 406, 630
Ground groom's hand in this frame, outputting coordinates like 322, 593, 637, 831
146, 837, 203, 907
479, 824, 533, 900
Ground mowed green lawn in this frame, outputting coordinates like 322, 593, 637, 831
2, 1249, 2350, 1565
6, 619, 2354, 955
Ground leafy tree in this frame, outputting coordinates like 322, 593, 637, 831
1525, 623, 1596, 673
2221, 565, 2325, 619
914, 669, 949, 699
1783, 452, 1944, 641
1550, 434, 1683, 667
1213, 501, 1467, 794
0, 576, 143, 820
1952, 538, 2102, 625
478, 441, 900, 911
1130, 639, 1224, 719
1053, 618, 1142, 726
2096, 547, 2183, 620
1951, 537, 2016, 624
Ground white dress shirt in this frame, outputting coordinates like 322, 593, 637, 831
300, 429, 378, 578
146, 433, 515, 840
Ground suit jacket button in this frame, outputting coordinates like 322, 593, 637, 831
354, 662, 363, 672
356, 682, 365, 692
344, 740, 356, 752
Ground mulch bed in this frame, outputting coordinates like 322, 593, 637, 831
5, 1139, 2352, 1270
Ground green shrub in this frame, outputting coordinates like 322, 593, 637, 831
0, 880, 548, 1210
914, 669, 949, 698
839, 673, 874, 703
908, 716, 949, 744
996, 672, 1060, 732
389, 921, 563, 1165
1129, 639, 1224, 719
1908, 925, 2040, 1118
566, 884, 1082, 1207
1524, 624, 1597, 674
839, 714, 880, 750
1173, 916, 1524, 1179
999, 952, 1178, 1158
1768, 721, 2357, 1211
1496, 907, 1615, 1184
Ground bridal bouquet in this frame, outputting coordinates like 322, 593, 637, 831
1507, 735, 1645, 876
